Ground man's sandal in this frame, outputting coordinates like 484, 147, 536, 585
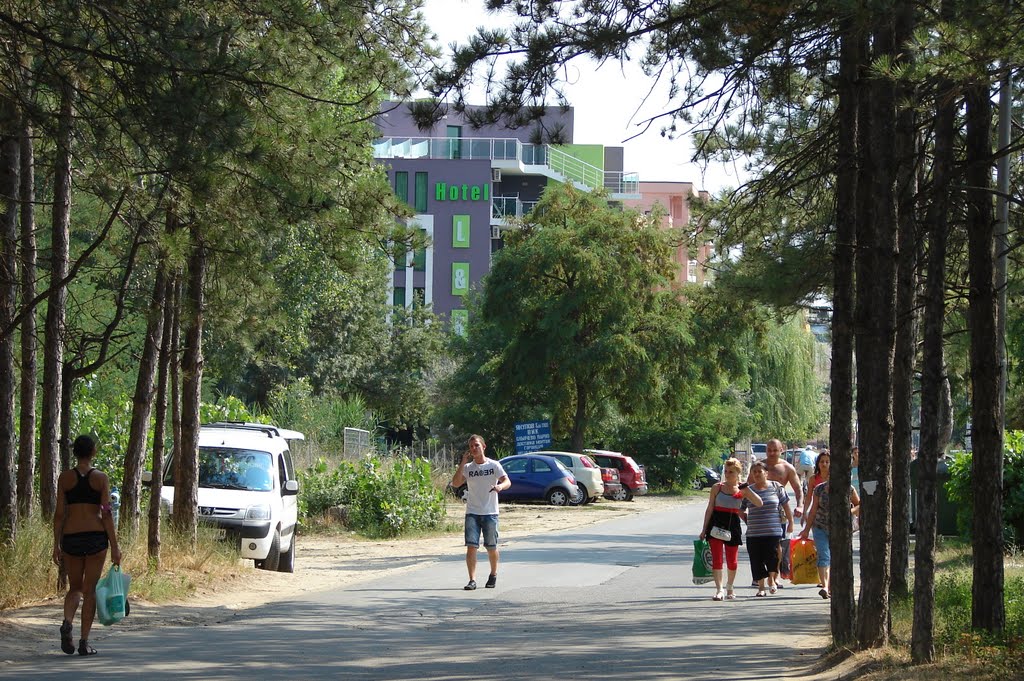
78, 639, 98, 656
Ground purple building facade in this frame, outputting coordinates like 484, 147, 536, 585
374, 101, 639, 333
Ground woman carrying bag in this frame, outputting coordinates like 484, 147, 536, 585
52, 435, 122, 656
699, 458, 763, 600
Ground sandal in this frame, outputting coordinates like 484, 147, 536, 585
819, 588, 830, 599
769, 585, 778, 595
78, 639, 98, 656
726, 588, 736, 600
755, 590, 767, 597
712, 590, 725, 601
59, 620, 74, 655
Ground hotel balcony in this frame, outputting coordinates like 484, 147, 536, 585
373, 136, 641, 200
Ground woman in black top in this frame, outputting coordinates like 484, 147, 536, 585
52, 435, 121, 656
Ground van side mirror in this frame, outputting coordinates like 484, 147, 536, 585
282, 479, 299, 496
141, 470, 153, 487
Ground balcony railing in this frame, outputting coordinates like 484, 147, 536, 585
374, 136, 639, 195
492, 196, 539, 221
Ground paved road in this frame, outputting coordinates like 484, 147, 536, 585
5, 501, 832, 679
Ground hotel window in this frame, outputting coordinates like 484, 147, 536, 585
688, 259, 698, 283
414, 172, 428, 212
447, 125, 462, 159
394, 171, 409, 205
412, 228, 426, 272
392, 287, 406, 308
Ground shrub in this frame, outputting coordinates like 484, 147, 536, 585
946, 430, 1024, 548
298, 454, 445, 539
348, 456, 445, 539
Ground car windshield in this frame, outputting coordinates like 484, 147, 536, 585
164, 447, 274, 492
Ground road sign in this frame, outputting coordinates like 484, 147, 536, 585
514, 420, 552, 454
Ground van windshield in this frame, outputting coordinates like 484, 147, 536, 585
163, 447, 274, 492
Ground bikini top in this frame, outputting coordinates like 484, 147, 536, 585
65, 468, 102, 506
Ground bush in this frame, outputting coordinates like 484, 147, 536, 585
349, 456, 445, 539
298, 454, 445, 539
611, 424, 728, 490
946, 430, 1024, 548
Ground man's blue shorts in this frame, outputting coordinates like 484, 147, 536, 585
465, 514, 499, 549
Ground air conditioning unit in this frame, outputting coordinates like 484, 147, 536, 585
492, 168, 502, 182
491, 225, 501, 239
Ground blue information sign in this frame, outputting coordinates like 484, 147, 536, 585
514, 420, 552, 454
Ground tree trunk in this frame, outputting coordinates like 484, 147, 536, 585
856, 10, 899, 649
39, 78, 74, 520
173, 230, 205, 545
17, 116, 36, 519
120, 264, 167, 536
828, 12, 862, 647
911, 56, 957, 661
889, 0, 918, 600
148, 274, 175, 564
570, 379, 588, 453
965, 82, 1004, 633
170, 277, 182, 506
0, 98, 21, 540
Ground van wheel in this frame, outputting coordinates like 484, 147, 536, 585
256, 529, 281, 571
277, 533, 295, 573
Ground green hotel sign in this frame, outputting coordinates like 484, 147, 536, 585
435, 182, 490, 202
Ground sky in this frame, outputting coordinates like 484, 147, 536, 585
418, 0, 749, 194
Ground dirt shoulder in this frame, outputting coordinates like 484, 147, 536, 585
0, 494, 692, 664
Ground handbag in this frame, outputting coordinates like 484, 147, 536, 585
709, 525, 732, 541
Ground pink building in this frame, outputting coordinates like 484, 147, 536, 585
624, 181, 712, 289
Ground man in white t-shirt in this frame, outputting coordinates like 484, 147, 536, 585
451, 434, 509, 590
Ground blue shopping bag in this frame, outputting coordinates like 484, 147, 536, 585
95, 565, 131, 626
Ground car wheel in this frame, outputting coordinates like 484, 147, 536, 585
547, 488, 571, 506
256, 528, 281, 571
277, 533, 295, 573
691, 476, 704, 491
570, 483, 588, 506
611, 487, 633, 502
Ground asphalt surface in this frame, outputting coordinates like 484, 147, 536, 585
4, 501, 833, 679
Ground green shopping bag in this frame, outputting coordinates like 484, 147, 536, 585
692, 539, 714, 585
95, 565, 131, 626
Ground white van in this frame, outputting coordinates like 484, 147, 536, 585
148, 422, 303, 573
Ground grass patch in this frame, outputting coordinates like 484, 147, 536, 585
0, 514, 247, 610
858, 539, 1024, 680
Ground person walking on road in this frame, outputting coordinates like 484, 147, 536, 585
748, 439, 802, 585
52, 434, 122, 656
798, 451, 861, 599
451, 435, 509, 591
700, 458, 763, 601
742, 461, 793, 596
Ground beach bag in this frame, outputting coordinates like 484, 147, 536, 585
779, 537, 792, 579
789, 538, 818, 585
691, 539, 714, 585
95, 565, 131, 626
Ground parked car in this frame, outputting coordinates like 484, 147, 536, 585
751, 442, 768, 461
532, 451, 605, 505
143, 422, 302, 572
600, 466, 623, 500
691, 465, 721, 490
498, 454, 579, 506
584, 449, 648, 501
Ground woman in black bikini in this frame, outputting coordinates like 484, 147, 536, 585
52, 435, 122, 656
